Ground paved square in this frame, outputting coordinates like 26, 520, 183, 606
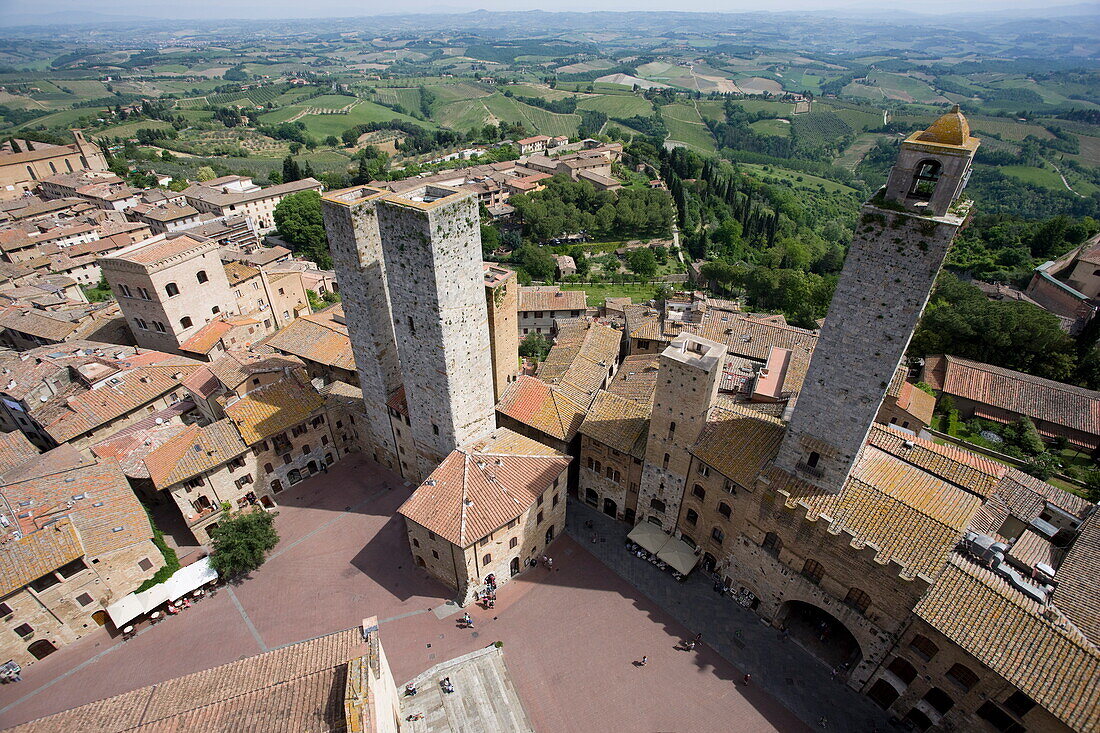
0, 456, 811, 732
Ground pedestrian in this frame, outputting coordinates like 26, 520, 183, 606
639, 655, 647, 666
693, 632, 702, 643
546, 557, 553, 569
743, 673, 751, 685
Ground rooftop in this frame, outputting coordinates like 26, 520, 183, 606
224, 371, 325, 445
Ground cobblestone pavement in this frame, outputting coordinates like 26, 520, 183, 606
566, 499, 893, 733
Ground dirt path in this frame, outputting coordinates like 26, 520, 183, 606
1049, 160, 1085, 198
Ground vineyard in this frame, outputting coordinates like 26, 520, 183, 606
790, 110, 853, 154
205, 84, 291, 107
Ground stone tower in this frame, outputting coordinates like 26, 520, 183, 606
321, 186, 403, 470
483, 263, 519, 401
375, 185, 496, 480
638, 333, 725, 531
773, 108, 979, 492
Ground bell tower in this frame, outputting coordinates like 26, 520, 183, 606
773, 108, 978, 493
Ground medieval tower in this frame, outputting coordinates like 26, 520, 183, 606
773, 107, 979, 492
323, 184, 496, 482
638, 333, 726, 531
321, 186, 404, 470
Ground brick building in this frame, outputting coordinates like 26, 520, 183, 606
0, 132, 108, 201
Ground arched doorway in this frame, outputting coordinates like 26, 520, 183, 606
91, 610, 108, 627
603, 498, 617, 518
624, 508, 635, 524
867, 679, 900, 710
306, 460, 318, 474
702, 552, 717, 573
288, 469, 302, 485
584, 488, 598, 507
777, 601, 862, 670
545, 525, 555, 544
510, 557, 520, 576
28, 639, 56, 660
260, 496, 274, 509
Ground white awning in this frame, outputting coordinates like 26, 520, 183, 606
657, 536, 699, 575
163, 557, 218, 601
105, 595, 145, 628
627, 522, 669, 554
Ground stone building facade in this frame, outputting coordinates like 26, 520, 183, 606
484, 263, 519, 401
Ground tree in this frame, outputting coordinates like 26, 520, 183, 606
324, 135, 339, 147
274, 190, 331, 268
282, 155, 302, 183
208, 510, 279, 580
196, 166, 216, 182
306, 289, 326, 311
515, 244, 555, 282
1014, 417, 1046, 456
480, 223, 501, 258
626, 248, 658, 279
519, 333, 551, 361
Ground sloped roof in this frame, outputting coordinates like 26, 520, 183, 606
922, 354, 1100, 436
517, 286, 587, 312
496, 374, 589, 442
1050, 511, 1100, 644
0, 430, 38, 473
8, 627, 367, 733
536, 320, 620, 399
398, 428, 570, 546
223, 260, 261, 285
224, 374, 325, 445
143, 420, 248, 489
691, 406, 784, 488
262, 306, 355, 371
579, 390, 650, 458
606, 353, 660, 404
915, 554, 1100, 732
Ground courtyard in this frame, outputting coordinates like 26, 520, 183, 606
0, 454, 879, 732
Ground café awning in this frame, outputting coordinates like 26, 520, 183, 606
104, 559, 218, 627
163, 557, 218, 601
627, 522, 669, 554
657, 536, 699, 575
105, 594, 145, 628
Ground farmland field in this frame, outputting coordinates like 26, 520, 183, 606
998, 164, 1066, 190
661, 104, 716, 152
434, 94, 580, 137
258, 99, 426, 138
740, 163, 859, 195
749, 118, 791, 137
576, 94, 653, 118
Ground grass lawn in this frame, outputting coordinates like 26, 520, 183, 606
998, 163, 1065, 190
740, 162, 858, 195
559, 283, 661, 306
576, 94, 654, 118
259, 99, 426, 138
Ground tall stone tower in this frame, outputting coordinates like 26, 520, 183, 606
321, 186, 403, 470
483, 263, 519, 401
375, 185, 496, 480
638, 333, 725, 531
773, 107, 979, 492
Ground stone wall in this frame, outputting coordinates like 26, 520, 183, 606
485, 270, 519, 401
578, 434, 643, 521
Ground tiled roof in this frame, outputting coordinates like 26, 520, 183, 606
0, 446, 152, 596
223, 260, 260, 285
579, 390, 650, 458
868, 425, 1004, 497
922, 354, 1100, 436
719, 314, 817, 362
225, 374, 325, 445
1052, 512, 1100, 643
915, 554, 1100, 732
180, 365, 221, 399
143, 420, 248, 489
9, 627, 367, 733
606, 353, 660, 404
184, 178, 321, 208
517, 286, 587, 312
262, 306, 355, 371
969, 466, 1091, 539
496, 374, 589, 442
207, 349, 303, 391
107, 234, 210, 266
691, 406, 784, 488
179, 318, 234, 355
0, 430, 38, 473
536, 320, 620, 399
0, 305, 82, 342
386, 385, 408, 417
398, 428, 570, 546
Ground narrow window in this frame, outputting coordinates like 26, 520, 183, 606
165, 282, 179, 297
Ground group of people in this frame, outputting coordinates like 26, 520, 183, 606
0, 661, 21, 684
475, 573, 497, 609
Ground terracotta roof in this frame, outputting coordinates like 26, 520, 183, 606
184, 178, 321, 209
179, 318, 234, 355
0, 430, 38, 473
9, 627, 367, 733
922, 354, 1100, 437
181, 365, 221, 399
868, 425, 1004, 497
0, 306, 80, 342
386, 385, 408, 417
262, 306, 355, 371
1051, 512, 1100, 643
207, 349, 303, 391
691, 406, 784, 488
106, 234, 211, 267
225, 374, 325, 445
223, 260, 261, 285
496, 374, 589, 442
517, 287, 587, 312
606, 353, 660, 404
915, 554, 1100, 732
719, 314, 817, 362
143, 420, 248, 489
398, 428, 570, 546
0, 446, 152, 596
579, 390, 650, 458
536, 320, 620, 399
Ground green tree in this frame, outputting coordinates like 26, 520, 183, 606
324, 135, 339, 147
82, 276, 113, 303
1013, 417, 1046, 456
515, 244, 555, 282
626, 248, 658, 279
208, 510, 279, 580
196, 166, 216, 182
274, 190, 331, 268
282, 155, 302, 183
480, 223, 501, 258
307, 289, 327, 311
519, 333, 551, 361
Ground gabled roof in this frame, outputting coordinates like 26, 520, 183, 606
496, 374, 589, 442
579, 390, 650, 458
922, 354, 1100, 437
606, 353, 660, 404
142, 420, 248, 490
224, 373, 325, 445
1051, 512, 1100, 644
0, 430, 38, 473
398, 428, 570, 546
517, 286, 587, 312
691, 405, 784, 488
262, 305, 355, 371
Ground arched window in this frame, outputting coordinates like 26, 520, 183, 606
667, 421, 676, 440
49, 161, 56, 173
412, 538, 420, 548
165, 282, 179, 297
65, 159, 73, 172
650, 498, 665, 513
761, 531, 782, 556
844, 587, 871, 615
662, 453, 670, 470
801, 558, 824, 585
180, 316, 193, 329
482, 553, 492, 566
717, 501, 731, 519
594, 460, 602, 474
586, 457, 594, 470
692, 484, 706, 500
711, 527, 724, 544
887, 657, 918, 685
946, 663, 979, 692
909, 634, 939, 661
922, 688, 954, 715
908, 159, 942, 200
26, 165, 36, 181
685, 508, 698, 525
196, 270, 208, 283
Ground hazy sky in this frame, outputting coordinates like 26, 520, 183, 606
0, 0, 1078, 21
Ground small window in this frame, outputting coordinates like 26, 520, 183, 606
1004, 692, 1035, 718
922, 688, 954, 716
909, 634, 939, 661
662, 453, 670, 470
0, 602, 10, 616
432, 423, 439, 435
264, 463, 274, 473
165, 282, 179, 297
482, 554, 492, 566
537, 511, 544, 524
887, 657, 918, 685
76, 592, 93, 606
976, 702, 1025, 733
650, 498, 665, 513
692, 484, 705, 500
698, 464, 710, 477
946, 663, 979, 692
537, 494, 544, 506
711, 527, 724, 544
432, 550, 439, 559
667, 421, 676, 440
212, 306, 221, 314
197, 270, 208, 283
807, 451, 820, 469
412, 538, 420, 548
685, 508, 698, 525
844, 587, 871, 614
801, 559, 824, 585
510, 537, 518, 548
180, 316, 193, 329
552, 494, 559, 507
717, 502, 731, 519
14, 623, 33, 637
